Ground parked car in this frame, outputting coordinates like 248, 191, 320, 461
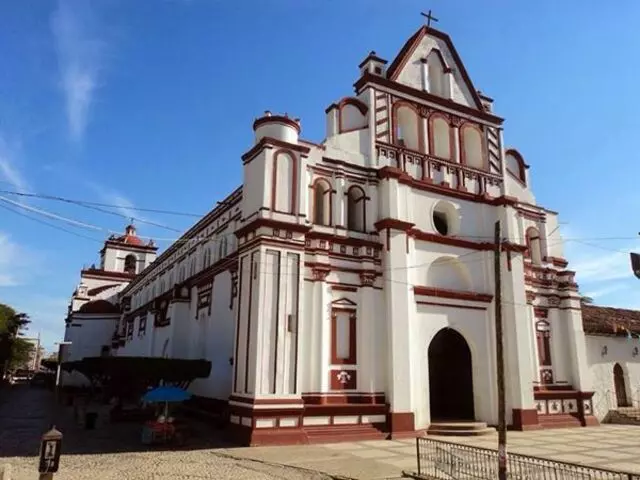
12, 369, 32, 383
30, 371, 54, 388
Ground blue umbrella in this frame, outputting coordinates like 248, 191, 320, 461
143, 386, 191, 403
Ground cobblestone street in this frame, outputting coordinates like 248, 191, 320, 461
0, 386, 332, 480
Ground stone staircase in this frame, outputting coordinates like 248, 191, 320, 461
427, 421, 496, 437
604, 407, 640, 425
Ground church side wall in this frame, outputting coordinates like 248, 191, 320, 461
190, 271, 235, 400
586, 335, 640, 420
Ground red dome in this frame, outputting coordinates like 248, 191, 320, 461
78, 300, 120, 315
112, 224, 145, 246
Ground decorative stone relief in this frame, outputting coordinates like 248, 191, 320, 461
563, 399, 578, 414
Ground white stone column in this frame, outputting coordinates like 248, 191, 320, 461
383, 228, 416, 435
313, 268, 331, 391
420, 58, 429, 92
334, 176, 346, 229
563, 307, 593, 392
446, 72, 454, 100
359, 277, 376, 392
452, 125, 461, 164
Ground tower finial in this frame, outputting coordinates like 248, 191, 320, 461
421, 9, 439, 28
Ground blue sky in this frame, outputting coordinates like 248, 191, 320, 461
1, 0, 640, 352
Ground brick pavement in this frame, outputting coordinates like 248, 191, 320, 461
4, 385, 640, 479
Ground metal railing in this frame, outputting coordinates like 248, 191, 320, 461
416, 437, 640, 480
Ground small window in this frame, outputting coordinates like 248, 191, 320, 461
124, 255, 137, 274
374, 66, 382, 74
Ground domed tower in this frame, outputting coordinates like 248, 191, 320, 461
241, 111, 308, 224
231, 111, 312, 444
100, 224, 158, 275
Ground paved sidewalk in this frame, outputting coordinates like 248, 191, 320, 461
224, 425, 640, 479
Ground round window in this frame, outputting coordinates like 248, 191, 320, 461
432, 201, 460, 236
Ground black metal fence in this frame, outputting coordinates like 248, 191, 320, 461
416, 437, 640, 480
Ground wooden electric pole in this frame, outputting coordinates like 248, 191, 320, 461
494, 220, 507, 480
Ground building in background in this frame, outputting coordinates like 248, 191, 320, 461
62, 22, 640, 444
61, 225, 157, 385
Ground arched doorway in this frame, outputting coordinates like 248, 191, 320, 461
614, 363, 629, 407
428, 328, 474, 420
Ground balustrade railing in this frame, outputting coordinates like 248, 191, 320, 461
416, 437, 640, 480
376, 142, 502, 197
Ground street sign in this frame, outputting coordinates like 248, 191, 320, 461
38, 426, 62, 474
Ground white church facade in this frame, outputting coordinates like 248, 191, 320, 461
63, 24, 640, 444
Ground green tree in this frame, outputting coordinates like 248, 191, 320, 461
0, 303, 31, 379
8, 338, 34, 370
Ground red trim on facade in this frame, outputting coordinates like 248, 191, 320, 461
414, 286, 493, 303
336, 98, 369, 134
270, 149, 298, 215
458, 121, 488, 171
330, 308, 357, 365
374, 218, 415, 231
302, 393, 385, 405
427, 112, 454, 161
391, 101, 424, 153
387, 412, 415, 436
329, 368, 357, 390
511, 408, 541, 431
235, 218, 311, 239
384, 26, 487, 113
416, 300, 487, 311
242, 137, 310, 164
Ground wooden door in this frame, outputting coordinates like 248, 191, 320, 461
614, 363, 629, 407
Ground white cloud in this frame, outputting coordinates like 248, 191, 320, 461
0, 135, 29, 194
51, 0, 107, 143
87, 182, 147, 224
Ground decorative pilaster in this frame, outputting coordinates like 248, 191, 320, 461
312, 267, 331, 391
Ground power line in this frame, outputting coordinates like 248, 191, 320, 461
0, 202, 104, 244
0, 189, 203, 217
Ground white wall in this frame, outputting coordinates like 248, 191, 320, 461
587, 335, 640, 419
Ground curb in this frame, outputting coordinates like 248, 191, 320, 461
1, 463, 12, 480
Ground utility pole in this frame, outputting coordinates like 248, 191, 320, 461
494, 220, 507, 480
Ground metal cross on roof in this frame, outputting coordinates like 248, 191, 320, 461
421, 10, 439, 28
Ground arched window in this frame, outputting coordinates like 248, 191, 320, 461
203, 248, 211, 268
427, 50, 447, 97
346, 186, 366, 232
312, 179, 332, 226
526, 228, 542, 265
394, 104, 420, 151
218, 236, 228, 259
430, 115, 451, 159
461, 124, 484, 169
505, 149, 527, 184
272, 151, 296, 214
124, 254, 137, 274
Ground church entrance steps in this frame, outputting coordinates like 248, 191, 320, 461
304, 423, 388, 444
426, 421, 496, 437
604, 408, 640, 425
